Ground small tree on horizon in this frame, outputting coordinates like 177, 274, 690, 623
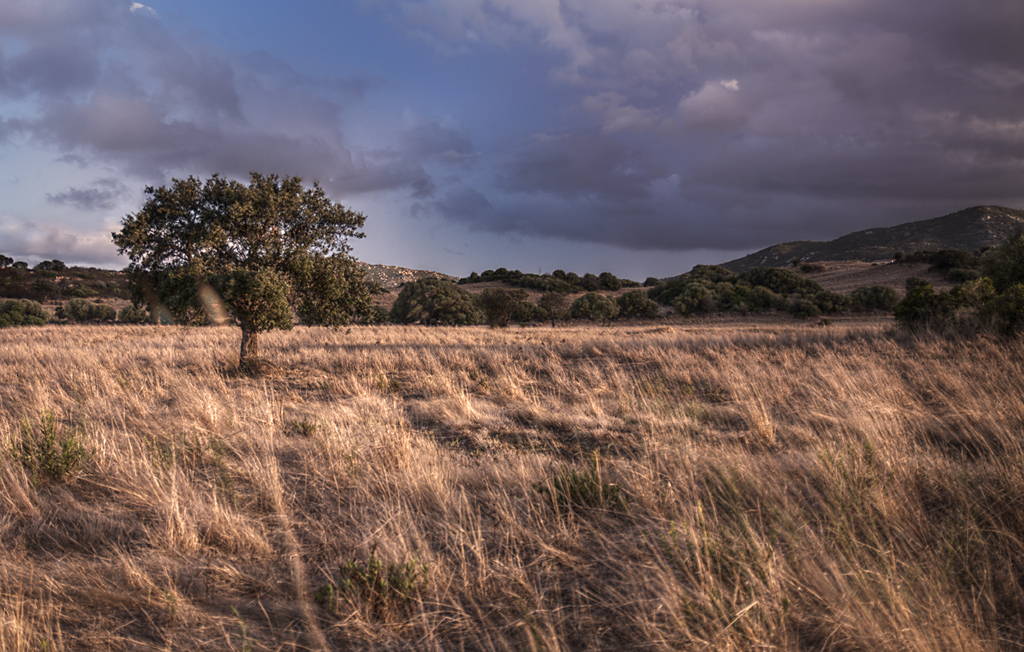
113, 172, 371, 366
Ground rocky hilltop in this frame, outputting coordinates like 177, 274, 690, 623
721, 206, 1024, 272
357, 262, 456, 290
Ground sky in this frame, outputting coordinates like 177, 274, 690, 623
1, 0, 1023, 280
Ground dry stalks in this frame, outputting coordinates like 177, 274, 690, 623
0, 320, 1022, 650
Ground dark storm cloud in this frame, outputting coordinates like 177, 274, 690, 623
386, 0, 1024, 251
47, 178, 130, 211
0, 0, 434, 196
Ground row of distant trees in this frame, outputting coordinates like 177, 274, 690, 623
4, 172, 1023, 368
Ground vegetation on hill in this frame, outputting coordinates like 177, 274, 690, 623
460, 268, 640, 293
894, 230, 1024, 335
722, 205, 1024, 272
0, 261, 128, 303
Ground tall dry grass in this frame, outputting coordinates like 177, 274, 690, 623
1, 319, 1023, 650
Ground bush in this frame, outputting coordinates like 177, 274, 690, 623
477, 287, 534, 328
118, 303, 150, 324
982, 229, 1024, 292
616, 290, 659, 318
12, 411, 92, 486
315, 551, 429, 615
539, 292, 571, 326
598, 272, 622, 291
570, 292, 619, 322
390, 278, 483, 325
787, 297, 821, 319
61, 298, 117, 323
851, 285, 900, 312
0, 299, 49, 327
643, 276, 660, 287
748, 286, 783, 311
738, 267, 825, 296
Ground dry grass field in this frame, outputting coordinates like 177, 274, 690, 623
2, 319, 1023, 651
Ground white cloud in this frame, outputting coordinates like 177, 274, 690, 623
129, 3, 156, 16
720, 79, 740, 91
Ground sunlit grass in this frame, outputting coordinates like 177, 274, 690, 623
0, 319, 1021, 650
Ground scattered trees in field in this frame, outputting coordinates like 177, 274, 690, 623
570, 292, 619, 322
390, 278, 483, 325
112, 172, 371, 364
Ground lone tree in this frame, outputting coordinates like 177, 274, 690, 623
113, 172, 370, 364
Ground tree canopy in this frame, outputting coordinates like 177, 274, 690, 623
112, 172, 371, 363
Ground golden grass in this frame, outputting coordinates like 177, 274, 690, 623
1, 319, 1023, 650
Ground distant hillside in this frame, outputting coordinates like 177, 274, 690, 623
358, 262, 456, 290
721, 206, 1024, 272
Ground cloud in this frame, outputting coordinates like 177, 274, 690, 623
47, 178, 130, 211
378, 0, 1024, 252
0, 0, 429, 198
0, 221, 119, 265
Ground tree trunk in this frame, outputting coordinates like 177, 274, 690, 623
240, 326, 260, 364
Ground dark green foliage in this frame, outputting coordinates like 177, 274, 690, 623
538, 291, 571, 326
982, 284, 1024, 335
812, 290, 851, 314
748, 286, 784, 311
981, 230, 1024, 292
569, 292, 619, 322
316, 551, 429, 614
906, 277, 930, 292
643, 276, 660, 287
896, 233, 1024, 335
118, 303, 150, 324
11, 261, 28, 269
34, 259, 67, 272
800, 263, 827, 273
60, 298, 117, 323
851, 286, 900, 312
535, 455, 628, 512
477, 287, 534, 328
617, 290, 659, 318
112, 173, 370, 362
390, 278, 483, 325
648, 265, 736, 306
787, 297, 821, 319
738, 267, 825, 296
12, 411, 92, 487
459, 268, 636, 293
360, 305, 390, 324
32, 278, 60, 300
0, 254, 13, 268
0, 299, 49, 327
598, 271, 621, 291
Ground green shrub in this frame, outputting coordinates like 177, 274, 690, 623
748, 286, 783, 311
118, 303, 150, 324
389, 278, 483, 325
61, 298, 117, 323
738, 267, 825, 296
315, 550, 429, 614
477, 287, 532, 328
0, 299, 49, 327
539, 291, 571, 326
617, 290, 659, 318
570, 292, 619, 322
787, 297, 821, 319
11, 411, 92, 487
850, 285, 900, 312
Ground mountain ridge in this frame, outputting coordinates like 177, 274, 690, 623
720, 206, 1024, 273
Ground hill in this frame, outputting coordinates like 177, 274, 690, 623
721, 205, 1024, 272
357, 262, 456, 290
